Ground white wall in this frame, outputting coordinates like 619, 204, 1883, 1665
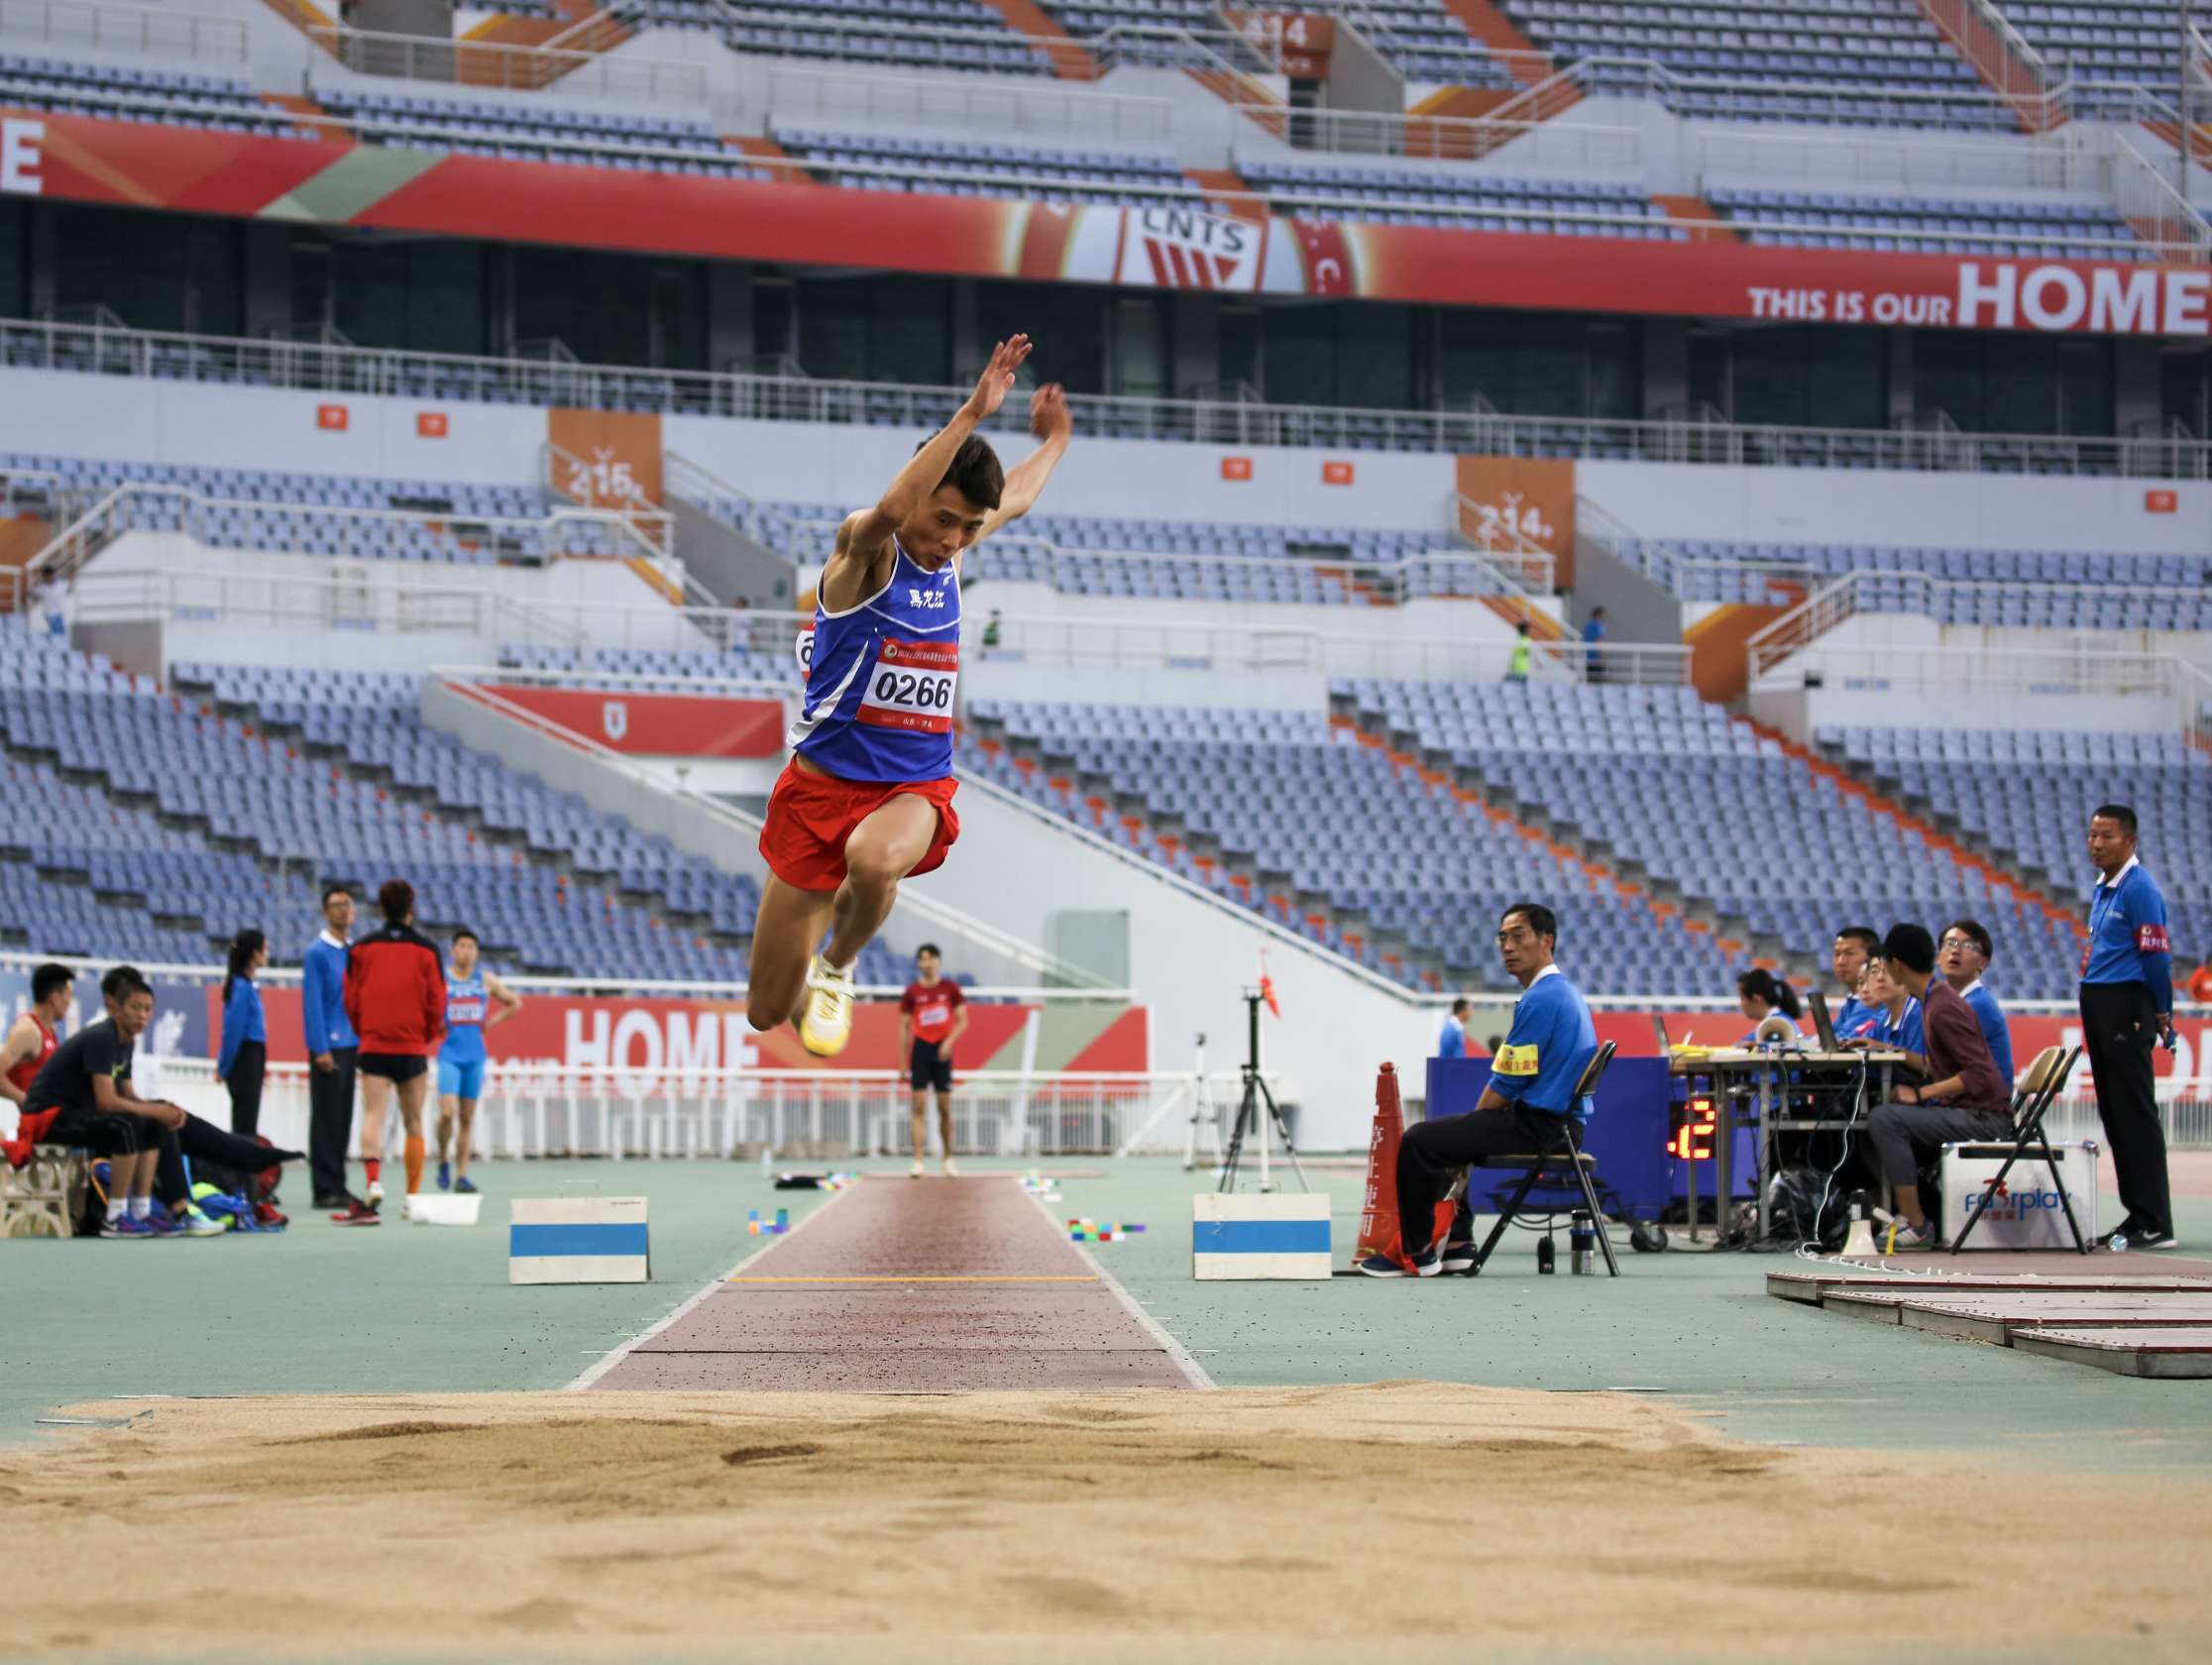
1751, 682, 2178, 739
663, 416, 1461, 532
0, 367, 548, 487
1582, 459, 2211, 554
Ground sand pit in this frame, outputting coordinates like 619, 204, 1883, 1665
3, 1384, 2207, 1661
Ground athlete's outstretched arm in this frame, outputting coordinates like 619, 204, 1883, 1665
844, 337, 1032, 561
975, 383, 1071, 545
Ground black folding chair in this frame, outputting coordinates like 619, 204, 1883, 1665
1947, 1045, 2087, 1256
1464, 1041, 1619, 1276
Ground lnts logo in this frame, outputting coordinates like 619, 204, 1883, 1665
1120, 208, 1265, 291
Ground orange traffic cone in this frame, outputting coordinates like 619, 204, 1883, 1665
1353, 1063, 1460, 1273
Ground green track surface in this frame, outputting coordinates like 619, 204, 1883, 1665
5, 1159, 2209, 1473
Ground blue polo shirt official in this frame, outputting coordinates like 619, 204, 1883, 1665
1490, 963, 1598, 1121
1829, 994, 1868, 1043
1959, 980, 2014, 1086
2083, 855, 2173, 1013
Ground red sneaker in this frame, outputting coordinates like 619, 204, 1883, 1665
255, 1202, 288, 1229
332, 1200, 381, 1227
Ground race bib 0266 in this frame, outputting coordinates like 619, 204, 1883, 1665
858, 638, 958, 733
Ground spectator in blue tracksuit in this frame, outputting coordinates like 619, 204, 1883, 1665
1365, 901, 1596, 1276
1939, 917, 2015, 1089
302, 885, 363, 1210
1581, 607, 1607, 682
2081, 805, 2177, 1249
216, 929, 269, 1138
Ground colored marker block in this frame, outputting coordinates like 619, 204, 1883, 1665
1192, 1192, 1332, 1280
509, 1196, 649, 1284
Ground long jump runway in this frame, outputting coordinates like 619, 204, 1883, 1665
591, 1176, 1207, 1392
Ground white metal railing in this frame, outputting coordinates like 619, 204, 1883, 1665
152, 1057, 1221, 1159
0, 0, 244, 63
9, 480, 674, 602
2112, 134, 2212, 261
1690, 122, 2110, 195
1749, 641, 2212, 747
768, 62, 1173, 147
1544, 50, 2069, 131
3, 315, 2206, 484
1578, 498, 1817, 603
1445, 491, 1556, 593
1745, 568, 2210, 670
1917, 0, 2055, 131
540, 438, 675, 557
1232, 102, 1641, 172
304, 23, 710, 107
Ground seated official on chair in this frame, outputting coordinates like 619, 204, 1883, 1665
1863, 923, 2011, 1250
1363, 901, 1597, 1277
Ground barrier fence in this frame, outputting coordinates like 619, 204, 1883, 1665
153, 1060, 1248, 1161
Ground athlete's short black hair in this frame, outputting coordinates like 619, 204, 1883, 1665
915, 433, 1004, 511
1834, 927, 1880, 954
1500, 901, 1556, 943
1942, 918, 1993, 962
2091, 803, 2138, 838
31, 961, 71, 1004
1882, 922, 1936, 976
453, 929, 480, 947
916, 944, 941, 960
322, 883, 353, 909
378, 879, 414, 924
101, 963, 143, 1001
1450, 997, 1471, 1017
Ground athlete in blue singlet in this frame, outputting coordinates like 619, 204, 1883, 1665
435, 928, 521, 1192
748, 335, 1071, 1057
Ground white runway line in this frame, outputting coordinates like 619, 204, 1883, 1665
1019, 1184, 1216, 1390
564, 1181, 858, 1391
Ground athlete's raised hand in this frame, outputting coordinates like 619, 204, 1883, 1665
962, 335, 1032, 421
1029, 382, 1069, 443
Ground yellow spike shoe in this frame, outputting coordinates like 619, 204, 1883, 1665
797, 956, 855, 1057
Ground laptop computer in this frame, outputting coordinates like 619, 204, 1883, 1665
1808, 988, 1839, 1053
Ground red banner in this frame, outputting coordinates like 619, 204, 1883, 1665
485, 684, 784, 757
238, 986, 1149, 1075
5, 108, 2206, 338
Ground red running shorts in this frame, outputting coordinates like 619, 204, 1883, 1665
758, 759, 961, 893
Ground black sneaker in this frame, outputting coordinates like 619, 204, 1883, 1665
2129, 1227, 2180, 1251
2096, 1219, 2144, 1250
1440, 1241, 1478, 1274
1357, 1244, 1442, 1278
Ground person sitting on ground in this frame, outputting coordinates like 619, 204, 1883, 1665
1841, 957, 1926, 1071
70, 964, 303, 1227
1862, 923, 2012, 1250
1938, 917, 2013, 1088
19, 966, 190, 1237
1827, 927, 1880, 1042
1735, 968, 1803, 1044
1361, 901, 1597, 1277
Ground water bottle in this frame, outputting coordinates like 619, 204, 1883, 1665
1536, 1233, 1556, 1275
2109, 1232, 2129, 1254
1570, 1211, 1595, 1276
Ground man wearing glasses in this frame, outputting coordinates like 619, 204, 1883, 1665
1362, 901, 1597, 1276
1938, 918, 2013, 1088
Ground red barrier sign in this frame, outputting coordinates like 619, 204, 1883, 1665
485, 684, 785, 757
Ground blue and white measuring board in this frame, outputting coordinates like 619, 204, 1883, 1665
508, 1195, 650, 1284
1191, 1191, 1332, 1280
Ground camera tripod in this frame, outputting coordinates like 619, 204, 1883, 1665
1217, 988, 1307, 1194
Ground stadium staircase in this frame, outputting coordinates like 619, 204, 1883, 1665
1906, 0, 2063, 133
1746, 716, 2088, 936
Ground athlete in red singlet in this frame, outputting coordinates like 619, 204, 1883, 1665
1, 960, 73, 1164
747, 336, 1070, 1056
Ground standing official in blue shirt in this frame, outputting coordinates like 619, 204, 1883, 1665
302, 884, 364, 1213
1364, 901, 1597, 1276
1437, 997, 1471, 1061
217, 929, 269, 1138
1938, 918, 2014, 1088
2080, 806, 2177, 1250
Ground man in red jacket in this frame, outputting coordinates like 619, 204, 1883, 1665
343, 879, 447, 1211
